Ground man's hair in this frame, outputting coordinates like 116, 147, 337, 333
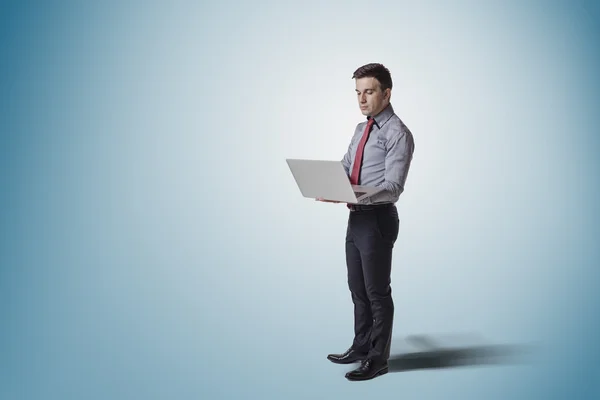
352, 63, 393, 92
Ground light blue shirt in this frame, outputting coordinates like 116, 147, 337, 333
341, 103, 415, 205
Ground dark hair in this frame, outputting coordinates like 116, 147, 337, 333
352, 63, 393, 92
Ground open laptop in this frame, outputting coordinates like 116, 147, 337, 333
286, 158, 384, 203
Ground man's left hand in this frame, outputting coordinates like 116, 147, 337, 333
316, 197, 345, 204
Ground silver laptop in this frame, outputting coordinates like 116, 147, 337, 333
286, 158, 384, 203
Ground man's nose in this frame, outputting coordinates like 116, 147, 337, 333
360, 94, 367, 103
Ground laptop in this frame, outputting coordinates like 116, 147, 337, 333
286, 158, 384, 203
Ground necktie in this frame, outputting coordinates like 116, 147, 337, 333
349, 118, 375, 185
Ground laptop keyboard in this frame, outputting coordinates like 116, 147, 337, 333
354, 191, 366, 197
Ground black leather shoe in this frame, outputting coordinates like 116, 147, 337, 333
345, 359, 388, 381
327, 348, 367, 364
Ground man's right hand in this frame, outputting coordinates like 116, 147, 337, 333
315, 197, 344, 204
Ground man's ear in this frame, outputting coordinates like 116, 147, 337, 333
384, 88, 391, 101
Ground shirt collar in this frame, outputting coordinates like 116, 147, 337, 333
367, 103, 395, 129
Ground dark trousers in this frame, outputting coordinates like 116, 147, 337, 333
345, 203, 399, 361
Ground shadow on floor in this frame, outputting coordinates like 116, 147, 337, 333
387, 334, 538, 373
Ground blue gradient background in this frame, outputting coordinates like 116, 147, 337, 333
1, 1, 599, 399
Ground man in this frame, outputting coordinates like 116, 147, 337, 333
317, 63, 415, 381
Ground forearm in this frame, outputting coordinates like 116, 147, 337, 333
377, 179, 403, 197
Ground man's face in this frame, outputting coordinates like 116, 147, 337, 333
355, 77, 390, 117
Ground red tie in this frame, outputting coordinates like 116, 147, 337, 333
349, 118, 375, 185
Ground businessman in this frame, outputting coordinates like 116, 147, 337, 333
318, 63, 415, 381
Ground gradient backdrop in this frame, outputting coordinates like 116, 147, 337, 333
1, 0, 599, 399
